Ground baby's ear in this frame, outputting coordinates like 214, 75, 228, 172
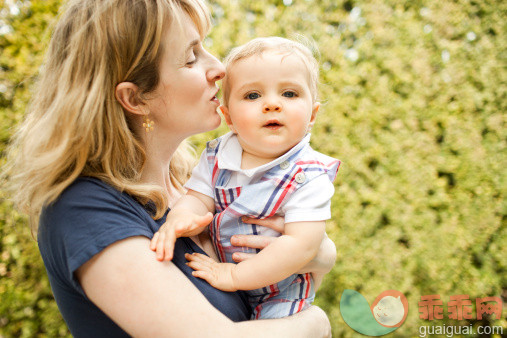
220, 106, 237, 134
308, 102, 320, 130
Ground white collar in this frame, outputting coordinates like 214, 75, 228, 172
216, 132, 311, 177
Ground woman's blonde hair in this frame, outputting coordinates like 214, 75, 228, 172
5, 0, 211, 234
221, 36, 320, 105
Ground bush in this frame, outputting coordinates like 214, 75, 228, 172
1, 0, 504, 336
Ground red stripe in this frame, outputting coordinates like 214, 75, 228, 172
215, 212, 226, 262
296, 160, 325, 166
221, 190, 228, 207
266, 171, 298, 217
297, 273, 311, 312
255, 304, 262, 319
236, 186, 241, 197
304, 273, 311, 298
211, 161, 218, 185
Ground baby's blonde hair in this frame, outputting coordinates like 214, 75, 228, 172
5, 0, 210, 234
221, 36, 320, 105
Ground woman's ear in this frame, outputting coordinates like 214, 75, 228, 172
115, 82, 145, 115
219, 106, 237, 134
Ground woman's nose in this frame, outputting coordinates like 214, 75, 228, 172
206, 54, 226, 82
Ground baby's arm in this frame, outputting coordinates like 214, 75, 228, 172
186, 220, 326, 291
150, 190, 215, 261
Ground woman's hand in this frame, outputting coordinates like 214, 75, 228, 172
231, 216, 337, 289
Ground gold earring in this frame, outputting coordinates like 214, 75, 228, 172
143, 116, 154, 132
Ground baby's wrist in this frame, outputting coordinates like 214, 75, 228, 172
230, 265, 241, 291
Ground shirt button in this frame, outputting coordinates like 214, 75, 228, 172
280, 161, 290, 170
208, 139, 219, 148
295, 172, 306, 183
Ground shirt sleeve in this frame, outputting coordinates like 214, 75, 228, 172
38, 178, 157, 295
281, 174, 335, 223
184, 149, 214, 198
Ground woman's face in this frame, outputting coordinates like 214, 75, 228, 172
145, 14, 225, 140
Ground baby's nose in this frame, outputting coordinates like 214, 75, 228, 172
263, 102, 281, 112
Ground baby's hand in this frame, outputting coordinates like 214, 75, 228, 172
185, 253, 238, 292
150, 211, 213, 261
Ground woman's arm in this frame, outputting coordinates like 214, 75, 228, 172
77, 236, 331, 337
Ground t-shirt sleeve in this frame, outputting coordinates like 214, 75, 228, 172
184, 149, 214, 198
281, 174, 335, 223
38, 178, 157, 295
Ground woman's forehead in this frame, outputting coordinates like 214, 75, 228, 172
164, 14, 201, 53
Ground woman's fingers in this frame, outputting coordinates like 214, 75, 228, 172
241, 215, 285, 233
231, 252, 255, 262
231, 234, 276, 249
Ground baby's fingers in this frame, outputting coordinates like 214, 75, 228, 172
150, 232, 160, 251
191, 270, 213, 283
162, 229, 176, 261
185, 253, 215, 265
155, 231, 166, 261
194, 212, 213, 227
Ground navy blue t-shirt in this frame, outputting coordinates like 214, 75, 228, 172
38, 177, 251, 337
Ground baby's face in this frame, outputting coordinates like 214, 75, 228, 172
222, 51, 319, 160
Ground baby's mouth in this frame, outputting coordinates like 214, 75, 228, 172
263, 120, 283, 129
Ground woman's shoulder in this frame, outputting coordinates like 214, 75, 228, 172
40, 176, 156, 241
53, 176, 145, 213
60, 176, 126, 200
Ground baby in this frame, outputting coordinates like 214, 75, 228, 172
151, 37, 340, 319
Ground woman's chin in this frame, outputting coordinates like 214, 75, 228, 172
209, 114, 223, 130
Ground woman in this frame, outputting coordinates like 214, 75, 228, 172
6, 0, 335, 336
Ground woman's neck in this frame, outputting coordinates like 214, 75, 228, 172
139, 132, 183, 201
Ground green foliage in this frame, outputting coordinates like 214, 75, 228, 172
1, 0, 505, 336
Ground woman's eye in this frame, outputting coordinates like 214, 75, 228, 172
186, 50, 198, 66
246, 92, 260, 100
282, 91, 297, 98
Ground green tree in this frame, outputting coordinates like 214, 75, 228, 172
1, 0, 505, 336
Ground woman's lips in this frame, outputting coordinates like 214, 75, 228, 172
210, 95, 220, 105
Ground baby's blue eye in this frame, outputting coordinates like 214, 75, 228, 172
283, 91, 296, 98
246, 93, 260, 100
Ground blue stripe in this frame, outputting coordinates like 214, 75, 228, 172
228, 188, 234, 203
301, 167, 326, 172
215, 188, 225, 211
231, 201, 258, 215
289, 274, 305, 315
252, 225, 260, 253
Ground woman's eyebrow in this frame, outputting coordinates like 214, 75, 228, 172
185, 39, 200, 54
